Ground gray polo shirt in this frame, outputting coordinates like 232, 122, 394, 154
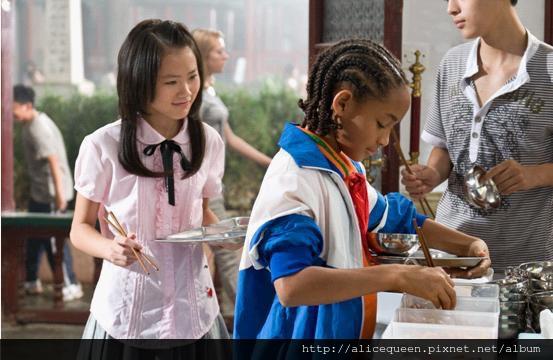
22, 112, 74, 204
422, 32, 553, 271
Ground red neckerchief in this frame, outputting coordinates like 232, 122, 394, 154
298, 127, 375, 261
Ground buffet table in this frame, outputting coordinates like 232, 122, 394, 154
1, 211, 89, 324
375, 272, 501, 339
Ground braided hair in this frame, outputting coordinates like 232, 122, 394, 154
299, 39, 408, 136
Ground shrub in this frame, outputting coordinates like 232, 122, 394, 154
219, 82, 302, 212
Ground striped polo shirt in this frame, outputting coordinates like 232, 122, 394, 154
422, 31, 553, 271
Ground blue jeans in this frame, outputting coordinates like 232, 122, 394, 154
25, 200, 77, 285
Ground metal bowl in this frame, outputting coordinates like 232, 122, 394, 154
529, 300, 550, 314
493, 278, 528, 292
499, 320, 526, 339
529, 290, 553, 308
529, 278, 553, 293
500, 313, 527, 327
492, 279, 529, 301
530, 315, 541, 332
500, 300, 528, 315
499, 292, 527, 302
528, 302, 548, 331
519, 261, 553, 281
504, 265, 525, 279
464, 165, 501, 209
375, 233, 419, 255
501, 292, 529, 302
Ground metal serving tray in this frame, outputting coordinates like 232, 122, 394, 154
155, 217, 248, 245
407, 249, 487, 268
375, 249, 486, 268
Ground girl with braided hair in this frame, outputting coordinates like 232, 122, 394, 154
234, 39, 491, 339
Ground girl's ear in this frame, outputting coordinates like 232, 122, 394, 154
331, 89, 353, 117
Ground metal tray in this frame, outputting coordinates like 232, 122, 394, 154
155, 217, 248, 244
407, 249, 486, 268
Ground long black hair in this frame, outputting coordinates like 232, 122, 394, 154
299, 39, 408, 136
117, 19, 205, 178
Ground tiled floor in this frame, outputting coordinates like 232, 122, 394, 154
2, 322, 85, 339
2, 282, 235, 339
1, 283, 91, 339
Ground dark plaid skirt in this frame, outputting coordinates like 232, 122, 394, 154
77, 314, 230, 360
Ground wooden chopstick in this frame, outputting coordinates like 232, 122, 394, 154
412, 218, 435, 267
391, 129, 436, 218
104, 212, 158, 274
419, 198, 431, 217
138, 252, 160, 272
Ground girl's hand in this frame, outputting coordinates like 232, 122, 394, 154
400, 164, 441, 199
106, 232, 143, 267
446, 239, 491, 279
396, 265, 456, 310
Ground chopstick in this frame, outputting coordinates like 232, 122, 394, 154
391, 129, 436, 218
104, 211, 159, 274
412, 218, 435, 267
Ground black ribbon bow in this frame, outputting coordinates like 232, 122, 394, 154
143, 140, 191, 206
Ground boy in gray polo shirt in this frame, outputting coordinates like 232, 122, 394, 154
13, 84, 83, 300
401, 0, 553, 272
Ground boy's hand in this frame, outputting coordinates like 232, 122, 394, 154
446, 239, 491, 279
481, 159, 534, 195
397, 266, 456, 310
401, 164, 441, 199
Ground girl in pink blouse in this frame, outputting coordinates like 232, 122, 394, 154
71, 19, 232, 354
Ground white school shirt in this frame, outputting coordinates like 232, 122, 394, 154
74, 117, 225, 339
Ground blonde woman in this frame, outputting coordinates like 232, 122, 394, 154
192, 28, 271, 330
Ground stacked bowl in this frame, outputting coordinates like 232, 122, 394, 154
492, 278, 529, 338
528, 291, 553, 332
519, 261, 553, 332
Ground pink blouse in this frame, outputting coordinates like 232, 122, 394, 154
74, 117, 225, 339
